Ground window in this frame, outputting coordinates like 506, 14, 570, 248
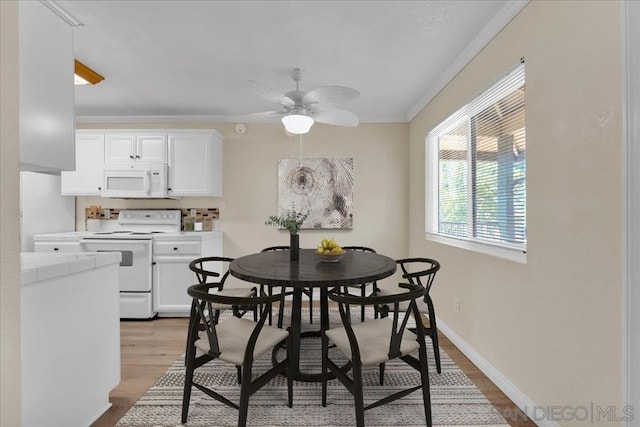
425, 63, 526, 261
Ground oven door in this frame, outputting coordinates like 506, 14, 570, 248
80, 238, 152, 292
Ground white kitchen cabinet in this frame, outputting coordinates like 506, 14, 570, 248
152, 233, 222, 316
61, 132, 105, 196
167, 131, 223, 197
105, 133, 167, 164
19, 1, 74, 173
33, 241, 81, 253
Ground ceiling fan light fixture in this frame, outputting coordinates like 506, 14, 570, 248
281, 114, 314, 134
74, 60, 104, 85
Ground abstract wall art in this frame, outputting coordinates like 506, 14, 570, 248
277, 158, 353, 229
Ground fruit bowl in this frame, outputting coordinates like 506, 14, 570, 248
315, 251, 346, 263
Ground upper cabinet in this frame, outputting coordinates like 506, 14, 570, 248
60, 132, 105, 196
19, 1, 75, 172
168, 132, 223, 197
104, 134, 167, 164
60, 130, 223, 198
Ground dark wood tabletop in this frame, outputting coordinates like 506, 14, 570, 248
229, 248, 396, 288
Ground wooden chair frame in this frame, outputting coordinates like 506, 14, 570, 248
321, 283, 432, 427
182, 283, 293, 426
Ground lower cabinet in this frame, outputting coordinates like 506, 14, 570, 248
34, 242, 81, 253
152, 234, 222, 316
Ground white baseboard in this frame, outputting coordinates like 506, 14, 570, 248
436, 317, 558, 427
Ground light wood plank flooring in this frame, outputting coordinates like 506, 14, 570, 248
92, 309, 535, 427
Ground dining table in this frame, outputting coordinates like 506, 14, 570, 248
229, 248, 397, 382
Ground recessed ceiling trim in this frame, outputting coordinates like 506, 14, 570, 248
406, 0, 529, 122
40, 0, 83, 26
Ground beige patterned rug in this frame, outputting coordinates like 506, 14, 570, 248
116, 308, 508, 427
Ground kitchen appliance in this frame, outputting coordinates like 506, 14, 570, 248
102, 163, 168, 198
79, 209, 181, 318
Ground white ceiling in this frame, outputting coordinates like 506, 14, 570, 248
58, 0, 526, 124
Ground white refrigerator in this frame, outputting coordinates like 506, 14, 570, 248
19, 171, 75, 252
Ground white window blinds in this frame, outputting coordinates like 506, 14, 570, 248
426, 63, 526, 254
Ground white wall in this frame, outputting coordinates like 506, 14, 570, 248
75, 122, 411, 264
0, 2, 22, 426
409, 1, 623, 424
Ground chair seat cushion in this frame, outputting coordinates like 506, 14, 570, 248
194, 317, 288, 366
326, 317, 419, 366
209, 287, 256, 310
376, 287, 430, 314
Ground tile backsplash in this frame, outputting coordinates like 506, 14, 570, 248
85, 206, 219, 231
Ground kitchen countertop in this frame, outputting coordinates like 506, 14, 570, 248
21, 251, 122, 286
152, 231, 222, 241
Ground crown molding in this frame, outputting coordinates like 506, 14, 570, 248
75, 115, 236, 124
40, 1, 83, 26
406, 0, 529, 121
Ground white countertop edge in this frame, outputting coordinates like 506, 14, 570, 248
21, 252, 122, 285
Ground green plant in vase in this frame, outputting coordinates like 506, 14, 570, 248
265, 207, 309, 261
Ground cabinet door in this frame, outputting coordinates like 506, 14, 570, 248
152, 258, 194, 315
137, 135, 167, 162
168, 133, 223, 197
61, 133, 105, 196
104, 134, 136, 163
19, 1, 74, 172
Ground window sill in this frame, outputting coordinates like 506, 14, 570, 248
425, 233, 527, 264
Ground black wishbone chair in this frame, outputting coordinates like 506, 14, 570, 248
189, 256, 257, 323
321, 283, 432, 427
377, 257, 441, 374
260, 246, 314, 327
182, 283, 293, 427
340, 246, 379, 322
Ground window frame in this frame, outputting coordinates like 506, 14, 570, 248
425, 63, 527, 263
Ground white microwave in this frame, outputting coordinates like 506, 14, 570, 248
102, 163, 169, 198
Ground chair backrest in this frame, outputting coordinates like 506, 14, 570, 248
261, 246, 290, 252
342, 246, 377, 253
186, 283, 282, 359
188, 256, 234, 290
396, 258, 440, 294
328, 283, 427, 361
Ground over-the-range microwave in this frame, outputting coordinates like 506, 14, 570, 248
102, 163, 170, 198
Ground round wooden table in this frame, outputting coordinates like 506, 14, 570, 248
229, 248, 396, 382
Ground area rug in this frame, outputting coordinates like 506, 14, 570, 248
116, 308, 508, 427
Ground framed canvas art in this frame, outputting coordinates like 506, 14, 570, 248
278, 158, 353, 229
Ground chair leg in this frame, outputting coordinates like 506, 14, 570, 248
287, 332, 293, 408
238, 362, 253, 427
181, 346, 196, 423
237, 365, 242, 384
379, 362, 385, 385
352, 363, 365, 427
321, 333, 328, 407
267, 285, 273, 325
417, 339, 433, 427
360, 285, 366, 322
308, 287, 313, 324
277, 287, 286, 329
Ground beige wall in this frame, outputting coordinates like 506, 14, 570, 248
75, 122, 410, 262
0, 1, 22, 426
409, 0, 622, 421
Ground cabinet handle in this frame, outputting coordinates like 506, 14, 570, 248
173, 247, 178, 251
152, 262, 157, 265
129, 155, 134, 159
98, 187, 102, 191
53, 247, 59, 251
167, 188, 172, 191
135, 155, 141, 159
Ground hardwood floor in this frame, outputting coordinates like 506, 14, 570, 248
92, 308, 535, 427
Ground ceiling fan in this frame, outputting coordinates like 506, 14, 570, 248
245, 68, 360, 134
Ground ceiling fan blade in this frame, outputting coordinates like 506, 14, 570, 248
249, 80, 295, 107
302, 86, 360, 107
310, 109, 359, 127
232, 111, 284, 121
